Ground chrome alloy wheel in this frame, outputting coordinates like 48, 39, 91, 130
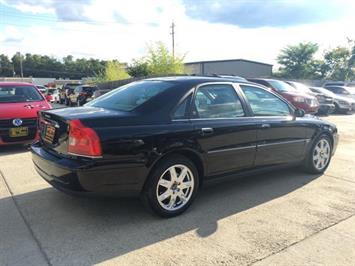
156, 164, 195, 211
312, 138, 331, 170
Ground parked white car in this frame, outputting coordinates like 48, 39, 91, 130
46, 88, 60, 103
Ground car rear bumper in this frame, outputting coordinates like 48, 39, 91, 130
30, 141, 147, 197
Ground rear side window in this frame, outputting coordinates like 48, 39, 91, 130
193, 84, 245, 119
86, 81, 173, 111
241, 85, 290, 116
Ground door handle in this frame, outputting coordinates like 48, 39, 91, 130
260, 123, 271, 129
200, 127, 214, 136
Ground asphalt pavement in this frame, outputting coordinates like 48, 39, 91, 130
0, 114, 355, 265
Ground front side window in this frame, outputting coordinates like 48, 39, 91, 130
193, 84, 245, 119
241, 85, 290, 116
0, 86, 43, 103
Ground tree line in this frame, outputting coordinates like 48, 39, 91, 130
1, 40, 354, 82
0, 53, 107, 79
0, 42, 184, 81
276, 39, 355, 81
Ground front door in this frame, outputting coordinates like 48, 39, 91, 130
239, 84, 307, 166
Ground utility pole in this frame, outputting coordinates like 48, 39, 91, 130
170, 21, 175, 58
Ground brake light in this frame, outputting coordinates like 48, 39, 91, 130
68, 120, 102, 157
79, 92, 87, 96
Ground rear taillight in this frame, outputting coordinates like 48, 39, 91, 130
68, 120, 102, 157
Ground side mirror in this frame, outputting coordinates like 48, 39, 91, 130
294, 109, 305, 117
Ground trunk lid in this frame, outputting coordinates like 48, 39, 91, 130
38, 106, 135, 156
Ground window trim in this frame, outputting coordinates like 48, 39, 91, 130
189, 82, 249, 120
237, 83, 295, 117
170, 90, 193, 120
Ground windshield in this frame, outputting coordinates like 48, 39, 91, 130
0, 86, 43, 103
86, 80, 173, 111
268, 80, 296, 92
312, 87, 335, 97
47, 89, 58, 95
345, 86, 355, 94
289, 82, 312, 93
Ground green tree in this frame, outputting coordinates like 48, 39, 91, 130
277, 42, 320, 79
323, 47, 353, 80
0, 54, 14, 76
145, 42, 184, 75
127, 59, 150, 77
102, 60, 130, 81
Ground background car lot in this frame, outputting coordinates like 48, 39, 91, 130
1, 113, 355, 265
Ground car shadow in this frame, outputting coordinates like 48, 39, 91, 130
0, 145, 29, 157
3, 167, 321, 265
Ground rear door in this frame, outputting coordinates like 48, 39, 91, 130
239, 84, 307, 166
190, 83, 257, 176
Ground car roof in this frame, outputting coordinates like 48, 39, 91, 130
145, 76, 256, 87
0, 82, 35, 86
248, 78, 279, 82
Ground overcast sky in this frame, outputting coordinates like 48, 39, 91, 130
0, 0, 354, 66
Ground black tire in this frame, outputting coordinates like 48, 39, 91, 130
303, 134, 332, 174
141, 155, 199, 218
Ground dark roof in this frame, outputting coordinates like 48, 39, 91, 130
185, 59, 273, 67
145, 75, 255, 87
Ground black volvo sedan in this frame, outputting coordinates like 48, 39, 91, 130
31, 76, 338, 217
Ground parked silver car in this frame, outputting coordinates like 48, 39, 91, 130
311, 87, 355, 114
324, 86, 355, 100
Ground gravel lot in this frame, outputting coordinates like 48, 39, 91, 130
1, 112, 355, 265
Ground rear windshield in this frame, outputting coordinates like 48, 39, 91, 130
82, 87, 97, 92
86, 80, 172, 111
65, 84, 79, 89
0, 86, 43, 103
268, 80, 296, 92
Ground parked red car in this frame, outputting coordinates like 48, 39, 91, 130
248, 78, 319, 114
0, 82, 52, 145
